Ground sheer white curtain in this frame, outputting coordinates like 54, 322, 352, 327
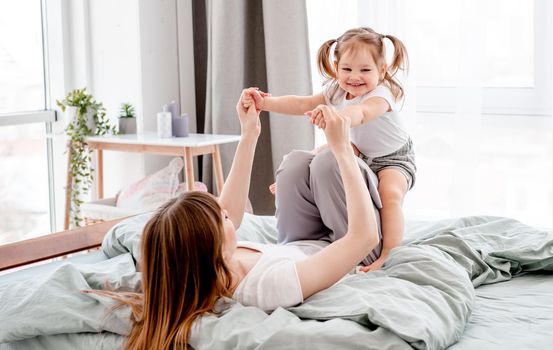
306, 0, 553, 228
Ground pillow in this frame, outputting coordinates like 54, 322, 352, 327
174, 181, 208, 195
116, 157, 183, 211
102, 213, 278, 261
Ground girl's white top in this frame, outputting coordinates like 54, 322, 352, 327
232, 240, 327, 312
323, 84, 409, 158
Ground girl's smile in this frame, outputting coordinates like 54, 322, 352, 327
336, 47, 385, 100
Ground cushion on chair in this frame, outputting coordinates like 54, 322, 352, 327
175, 181, 208, 194
115, 157, 183, 211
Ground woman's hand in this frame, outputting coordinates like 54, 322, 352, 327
318, 105, 351, 155
241, 87, 270, 112
237, 89, 261, 138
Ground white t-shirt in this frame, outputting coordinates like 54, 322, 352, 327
323, 84, 409, 158
232, 240, 327, 312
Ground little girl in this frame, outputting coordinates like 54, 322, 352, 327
243, 27, 415, 272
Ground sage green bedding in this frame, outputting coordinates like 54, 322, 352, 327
1, 215, 552, 349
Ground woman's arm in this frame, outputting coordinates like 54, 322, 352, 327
295, 105, 379, 299
218, 91, 261, 229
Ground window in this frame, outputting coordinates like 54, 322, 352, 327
406, 0, 551, 115
0, 124, 51, 244
413, 0, 534, 88
0, 0, 46, 114
0, 0, 56, 244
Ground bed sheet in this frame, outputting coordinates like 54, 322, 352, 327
3, 273, 552, 350
450, 273, 553, 350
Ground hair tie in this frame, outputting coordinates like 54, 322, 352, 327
381, 35, 387, 41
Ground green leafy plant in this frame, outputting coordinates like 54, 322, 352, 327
56, 87, 117, 227
119, 102, 135, 118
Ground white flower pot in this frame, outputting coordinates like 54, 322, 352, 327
64, 106, 78, 127
64, 106, 95, 134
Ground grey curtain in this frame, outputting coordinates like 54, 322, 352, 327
194, 0, 314, 214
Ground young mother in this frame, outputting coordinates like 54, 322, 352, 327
103, 91, 381, 349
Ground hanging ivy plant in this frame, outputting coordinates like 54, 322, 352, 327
57, 87, 117, 227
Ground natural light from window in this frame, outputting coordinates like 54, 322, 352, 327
0, 0, 50, 244
412, 0, 534, 88
306, 0, 552, 229
0, 0, 45, 114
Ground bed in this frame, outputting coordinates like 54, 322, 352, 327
1, 213, 552, 349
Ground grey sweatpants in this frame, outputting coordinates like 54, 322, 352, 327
275, 149, 383, 265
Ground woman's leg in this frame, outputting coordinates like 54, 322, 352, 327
309, 149, 383, 264
275, 150, 331, 243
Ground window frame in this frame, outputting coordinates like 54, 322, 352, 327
415, 0, 552, 115
0, 0, 60, 239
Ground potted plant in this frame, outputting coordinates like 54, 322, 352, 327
56, 87, 117, 227
118, 102, 137, 134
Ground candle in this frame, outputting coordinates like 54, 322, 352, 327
157, 110, 173, 138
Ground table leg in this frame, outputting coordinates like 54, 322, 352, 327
184, 147, 195, 191
212, 145, 224, 195
96, 149, 104, 199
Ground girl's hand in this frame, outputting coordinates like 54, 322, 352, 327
237, 90, 261, 138
318, 105, 351, 154
242, 87, 270, 112
305, 107, 326, 129
269, 182, 276, 195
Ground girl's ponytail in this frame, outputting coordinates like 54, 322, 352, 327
316, 39, 337, 83
381, 34, 409, 100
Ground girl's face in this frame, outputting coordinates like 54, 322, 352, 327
221, 208, 237, 258
335, 46, 386, 100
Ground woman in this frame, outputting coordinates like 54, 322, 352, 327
99, 90, 380, 349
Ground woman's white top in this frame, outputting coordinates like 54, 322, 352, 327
323, 84, 409, 158
232, 241, 327, 312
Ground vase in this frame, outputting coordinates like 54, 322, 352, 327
118, 118, 137, 134
64, 106, 78, 127
64, 106, 96, 134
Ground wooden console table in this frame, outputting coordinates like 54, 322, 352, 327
64, 132, 240, 229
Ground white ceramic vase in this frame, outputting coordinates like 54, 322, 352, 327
64, 106, 95, 134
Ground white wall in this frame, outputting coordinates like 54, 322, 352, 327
47, 0, 196, 229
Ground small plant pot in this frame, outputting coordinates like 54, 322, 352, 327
118, 118, 137, 134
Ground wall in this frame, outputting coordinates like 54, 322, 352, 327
47, 0, 196, 229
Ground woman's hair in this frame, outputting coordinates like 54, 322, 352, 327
317, 27, 409, 104
89, 191, 234, 350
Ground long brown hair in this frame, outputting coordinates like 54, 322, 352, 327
317, 27, 409, 104
89, 191, 234, 349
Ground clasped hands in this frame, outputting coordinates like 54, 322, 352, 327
241, 88, 351, 146
237, 89, 261, 139
241, 87, 349, 131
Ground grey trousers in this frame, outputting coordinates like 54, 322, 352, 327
275, 149, 383, 264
